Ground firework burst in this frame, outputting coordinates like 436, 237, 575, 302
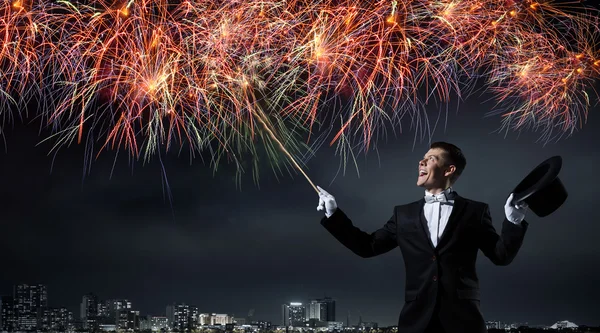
0, 0, 598, 185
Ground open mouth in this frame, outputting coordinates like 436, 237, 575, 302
419, 170, 428, 177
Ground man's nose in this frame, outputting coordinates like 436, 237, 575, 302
419, 159, 426, 166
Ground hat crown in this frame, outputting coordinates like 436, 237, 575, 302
512, 156, 567, 218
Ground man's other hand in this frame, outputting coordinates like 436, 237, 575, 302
504, 193, 528, 224
317, 186, 338, 218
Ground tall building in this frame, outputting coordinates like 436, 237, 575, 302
116, 309, 139, 330
188, 306, 199, 330
281, 304, 288, 327
106, 299, 132, 314
308, 300, 320, 321
308, 298, 336, 322
166, 303, 190, 331
41, 307, 73, 331
95, 299, 134, 329
14, 284, 48, 330
322, 298, 335, 321
281, 302, 305, 327
1, 296, 17, 331
80, 293, 99, 330
97, 300, 109, 318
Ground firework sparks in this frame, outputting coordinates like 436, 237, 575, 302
0, 0, 598, 182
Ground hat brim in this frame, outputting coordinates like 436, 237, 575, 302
512, 156, 562, 204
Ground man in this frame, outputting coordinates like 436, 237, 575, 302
316, 142, 528, 333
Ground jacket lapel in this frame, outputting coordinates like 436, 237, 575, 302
418, 204, 436, 250
436, 195, 467, 251
403, 199, 434, 250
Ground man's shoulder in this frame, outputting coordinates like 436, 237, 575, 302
457, 195, 490, 212
455, 197, 495, 222
394, 200, 422, 208
392, 200, 422, 213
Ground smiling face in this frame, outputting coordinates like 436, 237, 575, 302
417, 148, 456, 193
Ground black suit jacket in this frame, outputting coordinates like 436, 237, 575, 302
320, 194, 528, 333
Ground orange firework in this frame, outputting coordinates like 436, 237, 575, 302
0, 0, 597, 182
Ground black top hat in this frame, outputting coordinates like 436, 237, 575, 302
512, 156, 567, 217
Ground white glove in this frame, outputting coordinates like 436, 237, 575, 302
504, 193, 528, 224
316, 186, 338, 218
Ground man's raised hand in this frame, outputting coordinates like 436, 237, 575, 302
504, 193, 528, 224
317, 186, 338, 218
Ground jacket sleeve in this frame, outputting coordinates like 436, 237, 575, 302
320, 207, 398, 258
477, 204, 528, 266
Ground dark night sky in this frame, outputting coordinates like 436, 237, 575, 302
1, 94, 600, 327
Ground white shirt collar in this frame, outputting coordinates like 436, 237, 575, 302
424, 187, 454, 198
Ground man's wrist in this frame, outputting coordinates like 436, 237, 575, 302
506, 215, 523, 225
325, 208, 338, 218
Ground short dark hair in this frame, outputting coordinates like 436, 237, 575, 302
430, 142, 467, 183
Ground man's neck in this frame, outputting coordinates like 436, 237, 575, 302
426, 186, 452, 195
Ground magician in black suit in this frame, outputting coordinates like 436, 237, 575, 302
316, 142, 529, 333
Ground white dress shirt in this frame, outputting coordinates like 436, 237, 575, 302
424, 187, 455, 248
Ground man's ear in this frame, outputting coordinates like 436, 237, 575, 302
444, 165, 456, 178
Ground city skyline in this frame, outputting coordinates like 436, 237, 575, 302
1, 282, 597, 329
2, 284, 340, 329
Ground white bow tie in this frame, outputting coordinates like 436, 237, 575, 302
424, 192, 455, 204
